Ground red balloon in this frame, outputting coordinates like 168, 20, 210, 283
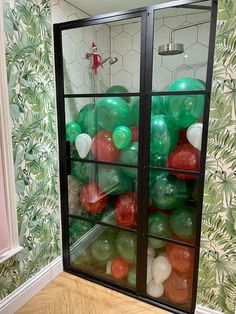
91, 131, 120, 162
178, 129, 189, 145
114, 192, 137, 228
167, 242, 195, 273
130, 126, 139, 142
167, 144, 200, 179
80, 183, 108, 214
164, 270, 193, 304
111, 257, 129, 280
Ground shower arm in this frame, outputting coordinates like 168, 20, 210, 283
169, 20, 210, 43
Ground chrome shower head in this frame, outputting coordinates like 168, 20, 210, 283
109, 57, 118, 65
158, 43, 184, 56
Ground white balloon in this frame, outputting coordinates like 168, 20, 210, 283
147, 280, 164, 298
152, 256, 172, 284
106, 261, 112, 275
75, 133, 92, 159
147, 247, 155, 258
147, 256, 154, 284
187, 123, 203, 150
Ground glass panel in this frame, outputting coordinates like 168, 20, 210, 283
149, 170, 198, 244
150, 94, 203, 171
146, 239, 194, 311
70, 220, 137, 289
62, 17, 141, 94
68, 163, 138, 230
65, 97, 139, 166
153, 2, 211, 91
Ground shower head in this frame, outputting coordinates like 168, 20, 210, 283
109, 57, 118, 65
100, 56, 119, 66
158, 43, 184, 56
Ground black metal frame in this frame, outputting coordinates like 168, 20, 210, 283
53, 0, 218, 313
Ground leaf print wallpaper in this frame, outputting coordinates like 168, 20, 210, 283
0, 0, 60, 300
198, 1, 236, 313
0, 0, 235, 313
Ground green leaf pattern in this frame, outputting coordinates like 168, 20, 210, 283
197, 1, 236, 313
0, 0, 59, 300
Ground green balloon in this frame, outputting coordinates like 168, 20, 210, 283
127, 268, 136, 288
150, 115, 179, 166
71, 151, 95, 183
106, 85, 131, 103
98, 165, 133, 195
112, 126, 132, 149
166, 78, 205, 128
116, 231, 137, 263
91, 231, 116, 263
69, 218, 92, 245
76, 103, 97, 137
130, 96, 139, 126
72, 247, 94, 267
148, 212, 173, 249
152, 95, 165, 115
151, 174, 190, 210
66, 121, 81, 143
119, 142, 138, 178
170, 206, 196, 240
95, 97, 132, 131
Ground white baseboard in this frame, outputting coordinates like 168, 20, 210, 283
0, 256, 63, 314
196, 305, 223, 314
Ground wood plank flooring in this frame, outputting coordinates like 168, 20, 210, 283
17, 272, 170, 314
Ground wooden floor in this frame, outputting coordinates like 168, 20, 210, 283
17, 272, 170, 314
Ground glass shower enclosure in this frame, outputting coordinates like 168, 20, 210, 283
53, 0, 217, 313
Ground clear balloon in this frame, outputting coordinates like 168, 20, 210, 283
165, 78, 205, 128
112, 126, 132, 149
91, 131, 120, 162
148, 212, 173, 249
114, 192, 137, 228
71, 155, 96, 184
147, 280, 164, 298
187, 123, 203, 150
119, 142, 138, 178
164, 270, 193, 304
76, 103, 97, 137
80, 183, 108, 215
167, 241, 195, 273
97, 165, 133, 196
167, 144, 200, 179
130, 97, 139, 126
147, 256, 154, 284
170, 206, 196, 240
91, 232, 116, 263
106, 85, 131, 103
66, 121, 81, 143
72, 248, 94, 267
95, 97, 132, 130
111, 257, 129, 280
75, 133, 92, 159
116, 231, 137, 263
152, 256, 172, 284
151, 174, 190, 210
152, 95, 165, 115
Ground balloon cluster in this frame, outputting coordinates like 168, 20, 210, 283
68, 80, 203, 304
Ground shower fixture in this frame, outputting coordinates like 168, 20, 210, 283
100, 56, 118, 65
158, 20, 210, 56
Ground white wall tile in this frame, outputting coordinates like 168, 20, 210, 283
62, 34, 76, 64
184, 43, 208, 70
123, 50, 140, 74
114, 32, 132, 55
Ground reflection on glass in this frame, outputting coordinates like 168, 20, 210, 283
68, 163, 138, 229
65, 97, 139, 164
70, 222, 137, 289
146, 240, 194, 310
